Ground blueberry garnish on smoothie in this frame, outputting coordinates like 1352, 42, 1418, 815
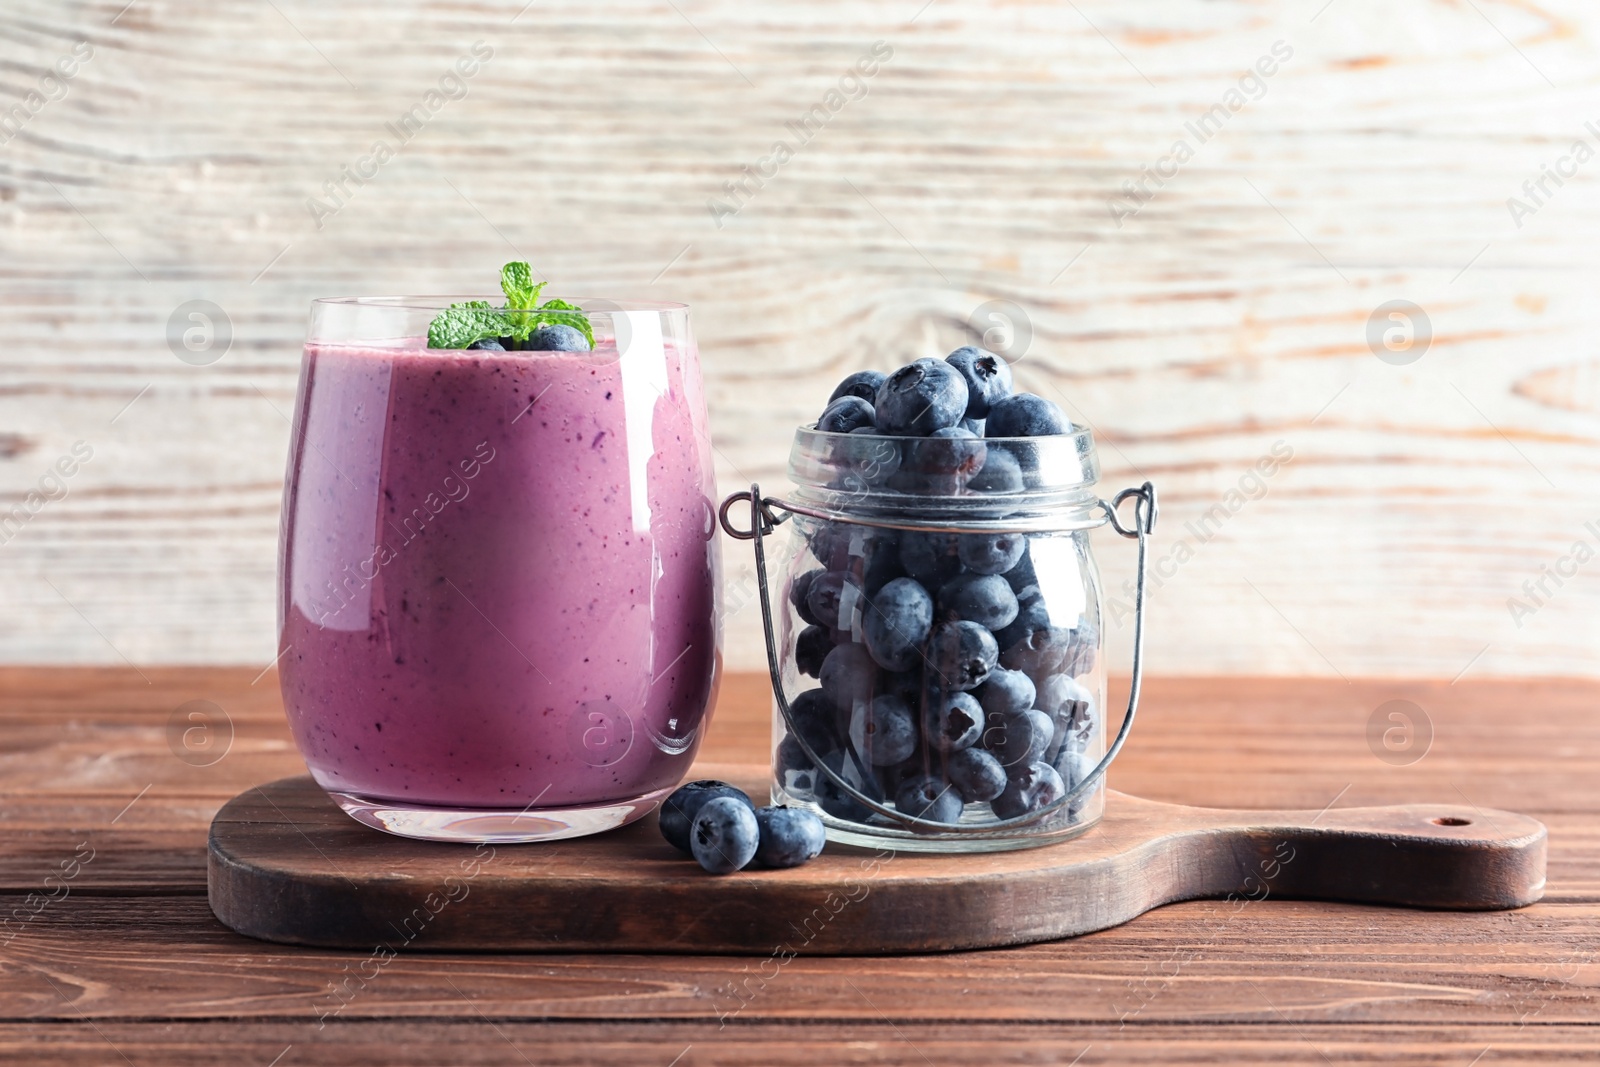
426, 261, 595, 352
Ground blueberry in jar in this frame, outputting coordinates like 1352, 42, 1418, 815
829, 369, 887, 405
944, 346, 1014, 418
841, 429, 902, 486
968, 446, 1025, 494
815, 750, 880, 822
976, 667, 1037, 719
858, 530, 906, 595
983, 707, 1053, 767
795, 624, 833, 678
819, 642, 878, 712
936, 572, 1019, 631
787, 688, 842, 754
862, 693, 919, 766
990, 761, 1067, 820
691, 796, 761, 873
923, 689, 984, 752
818, 395, 876, 434
958, 532, 1027, 577
927, 620, 999, 691
752, 806, 827, 868
999, 625, 1075, 680
862, 576, 934, 672
874, 358, 970, 436
775, 734, 821, 799
806, 571, 862, 633
894, 774, 964, 824
985, 393, 1070, 438
660, 780, 752, 854
993, 584, 1051, 652
903, 426, 987, 480
1001, 545, 1037, 593
947, 746, 1007, 802
790, 568, 825, 626
899, 530, 963, 588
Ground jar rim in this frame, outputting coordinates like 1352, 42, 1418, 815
786, 423, 1103, 524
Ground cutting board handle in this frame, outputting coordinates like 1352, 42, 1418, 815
1161, 800, 1547, 911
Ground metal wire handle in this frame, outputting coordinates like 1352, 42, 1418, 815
719, 481, 1157, 835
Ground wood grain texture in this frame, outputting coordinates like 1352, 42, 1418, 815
0, 668, 1595, 1063
7, 1022, 1600, 1067
1, 2, 1599, 678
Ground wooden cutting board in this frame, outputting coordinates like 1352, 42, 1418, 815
207, 766, 1546, 955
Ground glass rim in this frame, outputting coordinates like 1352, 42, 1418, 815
310, 296, 689, 313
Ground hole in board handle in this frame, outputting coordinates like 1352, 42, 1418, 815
1431, 816, 1472, 826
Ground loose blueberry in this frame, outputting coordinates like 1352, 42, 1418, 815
527, 323, 591, 352
937, 572, 1019, 631
968, 446, 1025, 493
691, 796, 761, 873
820, 643, 878, 712
927, 621, 999, 691
818, 395, 877, 434
874, 358, 969, 436
944, 346, 1014, 418
795, 624, 833, 678
976, 668, 1037, 719
899, 531, 963, 588
467, 338, 506, 351
862, 693, 919, 766
991, 761, 1066, 820
895, 774, 964, 824
984, 708, 1053, 767
924, 689, 984, 752
829, 370, 887, 405
807, 571, 863, 632
660, 780, 752, 854
958, 532, 1028, 577
985, 393, 1069, 437
862, 576, 934, 672
753, 806, 827, 868
947, 746, 1008, 802
790, 568, 825, 626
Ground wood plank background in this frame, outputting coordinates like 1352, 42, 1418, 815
0, 0, 1597, 677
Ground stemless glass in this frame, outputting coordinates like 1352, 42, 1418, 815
278, 298, 722, 842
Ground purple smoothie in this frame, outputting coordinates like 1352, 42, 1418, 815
278, 334, 721, 809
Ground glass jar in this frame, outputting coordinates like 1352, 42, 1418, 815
720, 426, 1154, 852
279, 297, 721, 842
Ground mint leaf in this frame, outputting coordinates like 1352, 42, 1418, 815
426, 301, 506, 350
424, 264, 590, 349
532, 297, 595, 349
500, 261, 545, 309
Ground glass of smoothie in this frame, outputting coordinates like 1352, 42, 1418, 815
277, 288, 721, 842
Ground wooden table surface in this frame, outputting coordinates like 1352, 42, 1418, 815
1, 669, 1597, 1065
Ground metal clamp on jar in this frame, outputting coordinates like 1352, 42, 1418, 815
720, 424, 1156, 852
